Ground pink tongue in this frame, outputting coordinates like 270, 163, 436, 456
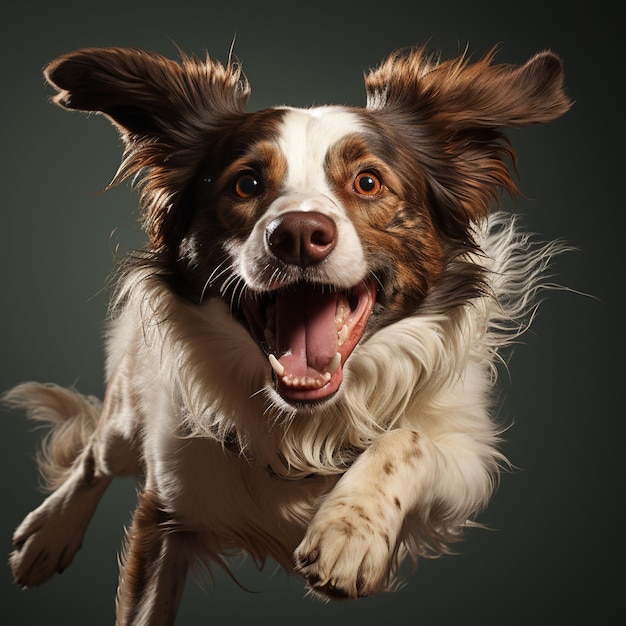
275, 287, 339, 377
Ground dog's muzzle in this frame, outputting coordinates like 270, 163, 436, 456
242, 211, 376, 404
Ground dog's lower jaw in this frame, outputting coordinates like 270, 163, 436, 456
262, 380, 340, 418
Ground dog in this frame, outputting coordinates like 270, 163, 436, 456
4, 44, 571, 624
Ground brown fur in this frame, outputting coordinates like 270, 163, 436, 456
364, 47, 571, 242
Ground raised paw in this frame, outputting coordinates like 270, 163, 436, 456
10, 503, 84, 587
10, 473, 111, 588
294, 497, 398, 599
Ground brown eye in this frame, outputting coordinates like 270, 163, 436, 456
233, 173, 261, 199
354, 171, 382, 196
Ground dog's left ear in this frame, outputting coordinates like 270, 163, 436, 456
44, 47, 250, 251
365, 48, 572, 241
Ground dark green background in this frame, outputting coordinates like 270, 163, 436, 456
1, 1, 620, 624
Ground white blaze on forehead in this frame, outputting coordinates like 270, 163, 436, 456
277, 106, 365, 193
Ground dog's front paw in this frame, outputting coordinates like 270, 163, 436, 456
10, 475, 109, 588
294, 496, 398, 599
10, 502, 84, 588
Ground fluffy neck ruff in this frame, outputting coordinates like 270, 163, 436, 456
107, 212, 562, 478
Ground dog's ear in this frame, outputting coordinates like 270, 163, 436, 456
44, 47, 250, 251
365, 48, 572, 241
45, 47, 249, 140
365, 47, 570, 127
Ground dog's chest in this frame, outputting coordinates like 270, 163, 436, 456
157, 436, 329, 553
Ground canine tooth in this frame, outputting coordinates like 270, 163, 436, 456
326, 352, 341, 376
338, 324, 348, 346
268, 354, 285, 377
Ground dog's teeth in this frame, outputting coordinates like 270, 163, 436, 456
283, 375, 301, 388
326, 352, 341, 376
338, 325, 348, 346
268, 354, 285, 377
335, 294, 351, 328
280, 372, 332, 389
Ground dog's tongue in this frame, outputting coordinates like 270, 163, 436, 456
240, 279, 376, 402
275, 287, 340, 378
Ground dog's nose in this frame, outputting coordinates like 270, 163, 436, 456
267, 211, 337, 267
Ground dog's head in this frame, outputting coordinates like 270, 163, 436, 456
45, 46, 570, 408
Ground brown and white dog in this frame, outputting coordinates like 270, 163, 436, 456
5, 45, 571, 624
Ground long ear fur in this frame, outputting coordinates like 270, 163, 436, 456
44, 47, 250, 251
365, 47, 572, 242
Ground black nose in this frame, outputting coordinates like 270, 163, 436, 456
266, 211, 337, 267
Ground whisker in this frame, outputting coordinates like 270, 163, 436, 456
219, 272, 240, 297
200, 259, 233, 304
230, 278, 248, 314
369, 271, 384, 292
207, 260, 233, 285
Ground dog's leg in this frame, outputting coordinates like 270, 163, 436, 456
9, 365, 143, 588
10, 449, 113, 587
115, 490, 190, 626
295, 428, 494, 598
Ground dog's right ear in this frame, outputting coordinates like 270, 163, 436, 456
44, 47, 250, 141
44, 47, 251, 252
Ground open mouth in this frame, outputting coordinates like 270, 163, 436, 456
242, 278, 377, 404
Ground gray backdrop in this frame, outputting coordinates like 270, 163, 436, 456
1, 1, 620, 624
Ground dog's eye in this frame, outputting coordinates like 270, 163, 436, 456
233, 174, 261, 199
354, 172, 382, 196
